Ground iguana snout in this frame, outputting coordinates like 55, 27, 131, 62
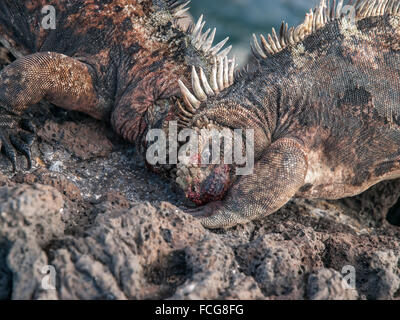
175, 125, 236, 205
176, 162, 232, 206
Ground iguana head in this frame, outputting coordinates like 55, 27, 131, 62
140, 1, 234, 173
173, 57, 243, 205
175, 120, 237, 205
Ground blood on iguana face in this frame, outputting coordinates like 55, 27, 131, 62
176, 162, 232, 205
175, 125, 235, 206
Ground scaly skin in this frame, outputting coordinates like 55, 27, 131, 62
176, 0, 400, 229
0, 0, 232, 171
0, 46, 10, 66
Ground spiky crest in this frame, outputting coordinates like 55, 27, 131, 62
187, 14, 232, 58
177, 0, 400, 127
251, 0, 400, 59
177, 56, 236, 126
174, 7, 235, 126
158, 1, 232, 59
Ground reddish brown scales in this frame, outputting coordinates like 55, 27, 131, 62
0, 0, 233, 171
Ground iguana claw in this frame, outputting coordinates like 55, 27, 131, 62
0, 114, 35, 171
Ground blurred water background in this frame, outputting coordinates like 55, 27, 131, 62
190, 0, 322, 65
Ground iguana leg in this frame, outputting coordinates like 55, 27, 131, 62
110, 71, 178, 143
0, 52, 104, 170
188, 139, 308, 229
111, 84, 150, 143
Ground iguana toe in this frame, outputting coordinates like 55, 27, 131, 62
0, 114, 35, 171
19, 131, 35, 147
0, 130, 17, 171
185, 201, 223, 218
20, 119, 35, 134
10, 133, 33, 170
196, 206, 252, 230
186, 201, 243, 229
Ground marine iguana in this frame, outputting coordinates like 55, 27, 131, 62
175, 0, 400, 229
0, 0, 232, 171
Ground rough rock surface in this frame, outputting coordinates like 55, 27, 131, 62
1, 46, 400, 300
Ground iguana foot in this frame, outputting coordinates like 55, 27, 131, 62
178, 138, 308, 229
185, 201, 223, 218
0, 113, 35, 171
